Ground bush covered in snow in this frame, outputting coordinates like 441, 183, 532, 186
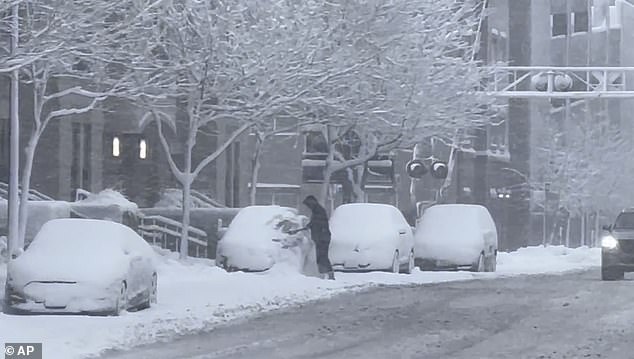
74, 189, 138, 211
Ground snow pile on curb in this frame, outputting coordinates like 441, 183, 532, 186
75, 189, 138, 211
496, 245, 600, 275
0, 245, 599, 359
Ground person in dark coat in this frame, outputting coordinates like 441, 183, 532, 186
297, 195, 335, 280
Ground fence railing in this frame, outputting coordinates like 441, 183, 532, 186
0, 182, 54, 201
190, 189, 226, 208
138, 215, 208, 258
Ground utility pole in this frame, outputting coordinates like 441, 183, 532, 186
8, 3, 20, 259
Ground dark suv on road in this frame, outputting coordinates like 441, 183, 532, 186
601, 208, 634, 280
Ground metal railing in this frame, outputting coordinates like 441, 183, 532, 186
190, 189, 226, 208
138, 214, 208, 258
0, 182, 54, 201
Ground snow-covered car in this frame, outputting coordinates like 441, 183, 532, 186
415, 204, 498, 272
329, 203, 415, 273
4, 219, 157, 315
215, 206, 314, 273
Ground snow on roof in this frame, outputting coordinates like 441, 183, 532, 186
75, 189, 138, 211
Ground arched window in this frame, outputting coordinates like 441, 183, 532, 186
139, 139, 147, 159
112, 136, 120, 157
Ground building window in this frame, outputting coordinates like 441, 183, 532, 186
112, 136, 120, 157
305, 131, 328, 154
273, 118, 298, 135
139, 139, 147, 159
573, 11, 589, 33
551, 13, 568, 37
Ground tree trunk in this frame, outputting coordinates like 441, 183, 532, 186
592, 211, 601, 247
180, 125, 194, 259
320, 170, 332, 205
565, 215, 571, 247
180, 179, 192, 260
17, 137, 38, 249
351, 165, 366, 203
581, 212, 586, 247
249, 133, 263, 205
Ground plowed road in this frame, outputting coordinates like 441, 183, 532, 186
103, 270, 634, 359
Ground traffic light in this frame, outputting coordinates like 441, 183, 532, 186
530, 72, 573, 92
406, 159, 427, 179
430, 161, 448, 179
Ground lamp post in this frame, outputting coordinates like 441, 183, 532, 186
542, 182, 550, 246
7, 3, 20, 258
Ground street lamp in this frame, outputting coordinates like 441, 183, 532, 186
7, 3, 20, 259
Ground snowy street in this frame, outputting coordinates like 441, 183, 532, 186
1, 246, 598, 359
2, 0, 634, 358
102, 268, 628, 359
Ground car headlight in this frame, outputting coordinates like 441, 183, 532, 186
602, 235, 618, 249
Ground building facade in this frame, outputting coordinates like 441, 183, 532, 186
2, 0, 633, 251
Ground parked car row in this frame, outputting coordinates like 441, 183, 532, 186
216, 203, 498, 275
3, 202, 498, 316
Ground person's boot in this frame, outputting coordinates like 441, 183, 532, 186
328, 271, 335, 280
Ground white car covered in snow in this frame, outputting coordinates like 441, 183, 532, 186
215, 206, 315, 273
4, 219, 157, 315
415, 204, 498, 272
329, 203, 415, 273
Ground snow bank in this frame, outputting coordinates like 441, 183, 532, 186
0, 201, 72, 244
75, 189, 138, 211
496, 245, 600, 275
0, 245, 599, 359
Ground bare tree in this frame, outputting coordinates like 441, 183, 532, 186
127, 0, 365, 258
292, 0, 493, 203
0, 0, 132, 248
519, 103, 634, 245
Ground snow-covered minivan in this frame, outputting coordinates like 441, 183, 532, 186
414, 204, 498, 272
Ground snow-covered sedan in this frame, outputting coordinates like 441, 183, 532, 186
415, 204, 498, 272
329, 203, 415, 273
215, 206, 315, 273
4, 219, 157, 315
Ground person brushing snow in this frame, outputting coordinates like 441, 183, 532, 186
288, 196, 335, 280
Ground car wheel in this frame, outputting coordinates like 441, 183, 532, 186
139, 273, 158, 310
470, 252, 485, 272
112, 281, 128, 316
484, 252, 497, 272
390, 250, 400, 273
401, 250, 415, 274
602, 267, 624, 281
